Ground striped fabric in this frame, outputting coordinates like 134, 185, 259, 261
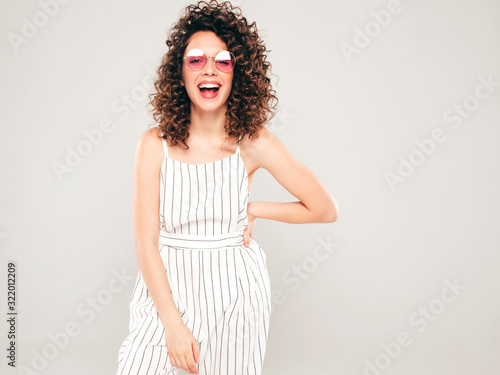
116, 131, 272, 375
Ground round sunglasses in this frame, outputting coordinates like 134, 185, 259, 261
183, 48, 236, 72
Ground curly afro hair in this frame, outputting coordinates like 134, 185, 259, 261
148, 0, 279, 149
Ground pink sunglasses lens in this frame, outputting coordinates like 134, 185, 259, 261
215, 51, 235, 72
186, 49, 207, 70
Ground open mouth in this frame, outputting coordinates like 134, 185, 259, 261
198, 83, 220, 98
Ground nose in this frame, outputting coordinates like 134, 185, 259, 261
202, 56, 217, 75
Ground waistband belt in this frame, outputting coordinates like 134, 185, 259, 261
159, 228, 246, 249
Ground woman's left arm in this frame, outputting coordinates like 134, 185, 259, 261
246, 128, 339, 225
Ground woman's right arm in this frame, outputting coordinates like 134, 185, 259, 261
132, 129, 200, 374
133, 129, 184, 331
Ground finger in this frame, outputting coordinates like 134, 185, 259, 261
192, 340, 200, 363
243, 228, 249, 247
185, 355, 199, 374
170, 355, 177, 367
179, 357, 191, 373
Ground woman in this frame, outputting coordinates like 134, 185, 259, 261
116, 1, 339, 374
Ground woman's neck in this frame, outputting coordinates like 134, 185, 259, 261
189, 104, 228, 141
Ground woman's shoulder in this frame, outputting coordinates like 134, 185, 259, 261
240, 126, 277, 150
240, 126, 288, 171
242, 126, 289, 156
135, 125, 164, 164
138, 125, 163, 145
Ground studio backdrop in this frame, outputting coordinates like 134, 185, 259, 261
1, 0, 499, 374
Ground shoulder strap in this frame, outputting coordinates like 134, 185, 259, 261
161, 137, 169, 158
236, 134, 242, 154
157, 125, 169, 158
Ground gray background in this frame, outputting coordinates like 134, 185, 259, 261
1, 0, 499, 374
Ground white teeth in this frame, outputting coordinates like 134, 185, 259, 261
198, 83, 220, 89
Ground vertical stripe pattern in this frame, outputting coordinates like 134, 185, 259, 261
116, 133, 272, 375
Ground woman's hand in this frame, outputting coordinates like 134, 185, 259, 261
164, 319, 200, 374
243, 202, 256, 247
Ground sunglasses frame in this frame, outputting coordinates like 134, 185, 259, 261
183, 48, 236, 72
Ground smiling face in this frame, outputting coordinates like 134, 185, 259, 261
180, 30, 234, 114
